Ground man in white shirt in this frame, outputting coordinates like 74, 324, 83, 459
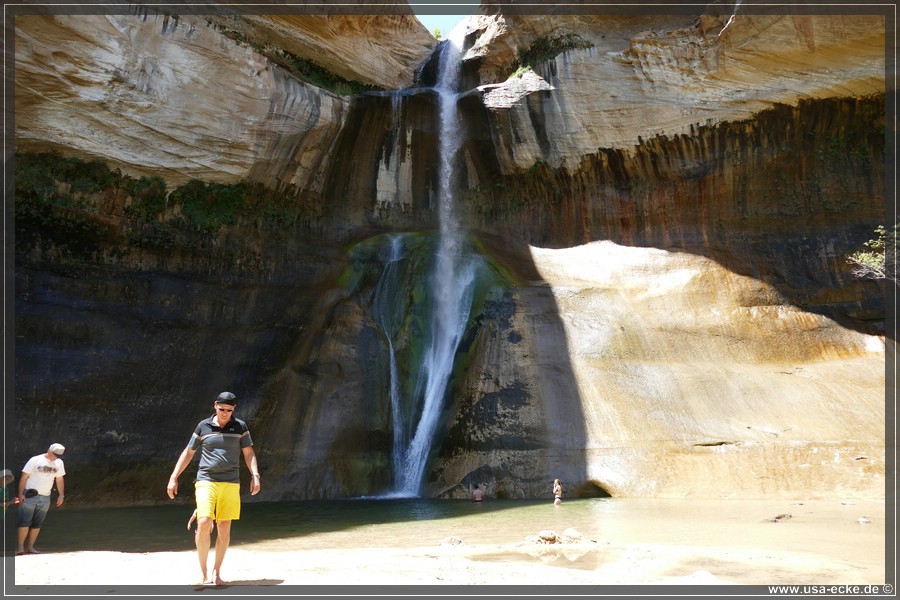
16, 443, 66, 555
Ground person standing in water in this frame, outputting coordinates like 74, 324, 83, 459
553, 479, 563, 505
471, 484, 484, 502
167, 392, 260, 586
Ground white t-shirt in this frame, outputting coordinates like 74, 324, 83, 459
22, 454, 66, 496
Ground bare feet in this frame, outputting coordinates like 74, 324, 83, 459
191, 568, 223, 586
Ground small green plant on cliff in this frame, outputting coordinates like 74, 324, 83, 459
526, 160, 547, 177
848, 224, 898, 283
123, 175, 168, 219
170, 179, 247, 230
514, 33, 593, 73
62, 156, 117, 196
282, 54, 380, 96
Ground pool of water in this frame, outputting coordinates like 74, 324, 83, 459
5, 497, 585, 553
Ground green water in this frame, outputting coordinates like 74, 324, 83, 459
4, 497, 596, 554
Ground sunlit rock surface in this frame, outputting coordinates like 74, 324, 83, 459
528, 242, 883, 498
15, 12, 883, 193
214, 14, 436, 89
14, 11, 435, 187
460, 12, 884, 172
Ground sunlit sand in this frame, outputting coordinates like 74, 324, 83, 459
10, 498, 886, 590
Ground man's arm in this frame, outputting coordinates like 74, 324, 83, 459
55, 475, 65, 506
242, 446, 260, 496
17, 472, 29, 503
167, 447, 196, 499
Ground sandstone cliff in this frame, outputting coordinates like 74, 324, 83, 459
15, 8, 436, 188
457, 12, 885, 172
10, 4, 888, 503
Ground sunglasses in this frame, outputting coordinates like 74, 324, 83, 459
216, 406, 234, 413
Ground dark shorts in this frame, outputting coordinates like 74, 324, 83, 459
17, 495, 51, 528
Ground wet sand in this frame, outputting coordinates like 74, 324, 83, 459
8, 497, 888, 592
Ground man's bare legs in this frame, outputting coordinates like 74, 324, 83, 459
211, 520, 232, 585
194, 517, 232, 585
194, 517, 214, 584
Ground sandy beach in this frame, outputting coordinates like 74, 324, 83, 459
7, 497, 889, 594
7, 540, 887, 589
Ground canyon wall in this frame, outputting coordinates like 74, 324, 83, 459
9, 4, 888, 503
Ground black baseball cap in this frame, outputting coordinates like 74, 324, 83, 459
215, 391, 237, 405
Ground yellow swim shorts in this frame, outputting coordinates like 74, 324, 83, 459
194, 480, 241, 521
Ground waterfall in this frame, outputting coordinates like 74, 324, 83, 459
376, 30, 479, 497
371, 235, 408, 472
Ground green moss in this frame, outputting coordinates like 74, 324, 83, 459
14, 151, 298, 262
15, 152, 59, 201
123, 175, 168, 219
16, 151, 119, 200
81, 462, 176, 505
337, 231, 518, 447
126, 220, 178, 249
472, 238, 519, 287
281, 53, 381, 96
515, 33, 593, 71
169, 179, 248, 230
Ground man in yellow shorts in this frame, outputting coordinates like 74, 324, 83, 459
167, 391, 260, 586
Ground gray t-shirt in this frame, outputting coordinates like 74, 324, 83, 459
187, 415, 253, 483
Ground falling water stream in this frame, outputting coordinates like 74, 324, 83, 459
371, 235, 407, 475
374, 32, 481, 497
